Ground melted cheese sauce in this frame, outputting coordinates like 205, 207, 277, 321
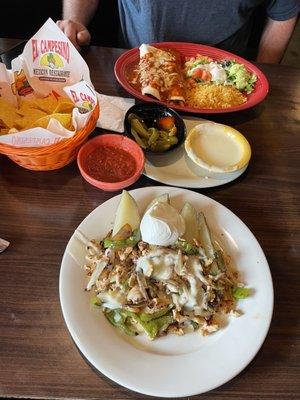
185, 122, 251, 173
192, 130, 242, 168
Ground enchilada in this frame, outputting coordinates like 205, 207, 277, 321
131, 44, 185, 104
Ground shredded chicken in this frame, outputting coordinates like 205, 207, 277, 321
84, 230, 244, 340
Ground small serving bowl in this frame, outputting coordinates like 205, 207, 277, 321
124, 102, 186, 154
185, 122, 251, 180
77, 134, 145, 191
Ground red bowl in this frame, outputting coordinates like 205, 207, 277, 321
77, 134, 145, 191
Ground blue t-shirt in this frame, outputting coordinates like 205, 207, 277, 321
118, 0, 299, 55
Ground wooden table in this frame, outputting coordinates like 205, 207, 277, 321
0, 45, 299, 400
0, 38, 21, 54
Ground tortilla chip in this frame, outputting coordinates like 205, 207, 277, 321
53, 100, 75, 114
0, 95, 75, 134
53, 113, 73, 130
31, 115, 51, 129
33, 112, 73, 130
15, 107, 47, 119
8, 128, 19, 134
18, 98, 37, 111
34, 93, 59, 114
0, 99, 19, 128
0, 128, 9, 135
0, 118, 8, 129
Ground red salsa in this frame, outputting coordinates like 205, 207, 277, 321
85, 145, 137, 182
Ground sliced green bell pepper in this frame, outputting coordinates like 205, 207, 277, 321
103, 229, 141, 249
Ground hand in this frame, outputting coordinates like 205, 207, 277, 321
57, 19, 91, 50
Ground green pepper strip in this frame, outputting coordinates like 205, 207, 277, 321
139, 307, 170, 322
106, 308, 173, 340
232, 287, 251, 299
105, 309, 137, 336
103, 229, 141, 249
175, 239, 198, 255
215, 250, 226, 272
130, 118, 150, 139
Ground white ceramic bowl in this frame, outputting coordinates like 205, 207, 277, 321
185, 122, 251, 179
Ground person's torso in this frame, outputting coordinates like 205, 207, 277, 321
118, 0, 265, 55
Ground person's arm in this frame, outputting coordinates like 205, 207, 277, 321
57, 0, 99, 49
256, 16, 298, 63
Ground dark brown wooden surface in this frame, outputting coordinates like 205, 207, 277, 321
0, 38, 22, 54
0, 44, 299, 400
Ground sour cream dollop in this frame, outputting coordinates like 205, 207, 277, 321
140, 202, 185, 246
190, 62, 227, 83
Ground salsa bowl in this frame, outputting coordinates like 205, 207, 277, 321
77, 134, 145, 191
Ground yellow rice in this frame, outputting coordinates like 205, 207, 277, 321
185, 84, 247, 109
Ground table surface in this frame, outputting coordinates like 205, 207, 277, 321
0, 38, 20, 54
0, 43, 299, 400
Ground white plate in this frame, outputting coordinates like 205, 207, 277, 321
59, 186, 273, 398
144, 119, 248, 188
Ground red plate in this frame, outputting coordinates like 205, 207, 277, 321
114, 42, 269, 114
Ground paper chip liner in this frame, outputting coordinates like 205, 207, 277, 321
0, 18, 97, 148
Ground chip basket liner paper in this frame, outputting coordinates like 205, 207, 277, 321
0, 18, 98, 149
0, 102, 99, 171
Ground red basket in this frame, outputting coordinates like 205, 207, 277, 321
0, 103, 100, 171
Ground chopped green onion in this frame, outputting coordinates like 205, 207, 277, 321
233, 287, 251, 299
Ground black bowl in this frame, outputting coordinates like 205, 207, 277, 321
124, 102, 186, 154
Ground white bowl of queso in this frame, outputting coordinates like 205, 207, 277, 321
185, 122, 251, 180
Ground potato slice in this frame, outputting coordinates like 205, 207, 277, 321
197, 212, 215, 259
180, 202, 199, 244
112, 191, 140, 237
144, 193, 170, 213
180, 203, 216, 256
112, 223, 132, 241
